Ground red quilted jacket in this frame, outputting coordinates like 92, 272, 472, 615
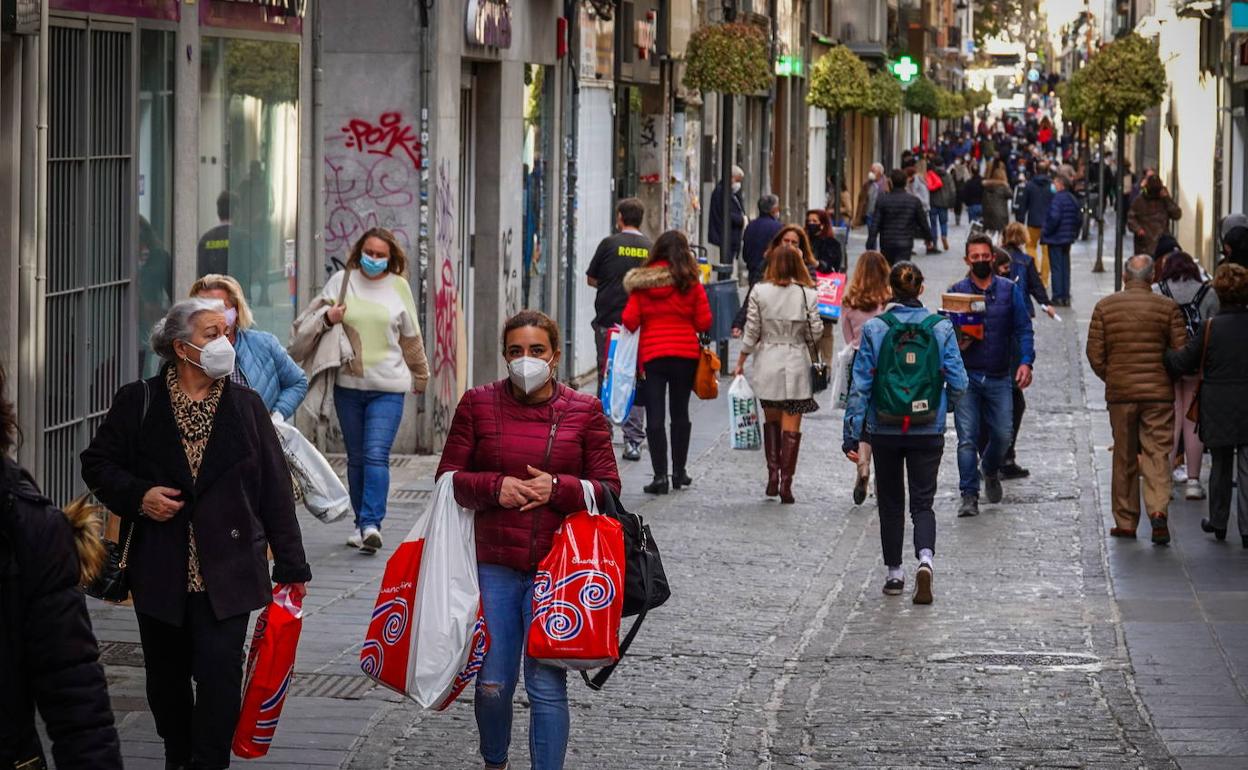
621, 261, 713, 366
435, 380, 621, 572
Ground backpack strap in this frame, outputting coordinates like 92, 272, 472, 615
1192, 282, 1211, 314
878, 311, 899, 330
1158, 280, 1173, 300
919, 314, 943, 332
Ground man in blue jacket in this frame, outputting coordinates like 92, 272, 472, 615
1016, 161, 1054, 288
741, 194, 782, 285
948, 233, 1036, 517
1040, 174, 1082, 306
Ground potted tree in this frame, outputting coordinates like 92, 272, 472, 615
807, 45, 870, 224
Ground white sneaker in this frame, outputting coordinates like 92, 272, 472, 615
1185, 479, 1206, 500
361, 526, 383, 554
347, 528, 363, 548
1172, 466, 1187, 483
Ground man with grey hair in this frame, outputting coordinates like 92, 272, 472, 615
709, 165, 747, 264
741, 194, 782, 285
866, 162, 887, 229
1087, 254, 1188, 544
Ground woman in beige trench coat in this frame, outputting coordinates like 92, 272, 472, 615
733, 244, 824, 505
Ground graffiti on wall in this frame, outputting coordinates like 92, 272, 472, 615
637, 115, 664, 185
501, 227, 520, 317
341, 112, 423, 168
431, 160, 460, 439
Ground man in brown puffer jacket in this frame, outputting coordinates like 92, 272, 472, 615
1127, 175, 1182, 258
1087, 254, 1187, 544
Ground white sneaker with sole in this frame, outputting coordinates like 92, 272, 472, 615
1172, 466, 1187, 484
361, 526, 383, 554
1185, 479, 1206, 500
346, 528, 363, 548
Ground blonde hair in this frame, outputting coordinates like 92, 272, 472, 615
189, 274, 253, 330
1002, 223, 1029, 249
844, 251, 891, 311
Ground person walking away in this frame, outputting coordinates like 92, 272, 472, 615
806, 208, 845, 365
742, 194, 783, 286
865, 163, 888, 231
1152, 251, 1220, 500
1127, 175, 1182, 259
908, 161, 935, 254
436, 311, 620, 770
0, 367, 123, 770
196, 191, 236, 278
80, 298, 311, 769
1001, 223, 1055, 320
586, 198, 651, 462
1016, 161, 1054, 288
709, 165, 746, 264
623, 230, 713, 494
842, 262, 968, 604
191, 273, 308, 418
928, 158, 957, 252
868, 169, 933, 266
1039, 173, 1082, 306
949, 233, 1036, 518
980, 160, 1012, 238
961, 163, 985, 225
950, 156, 972, 226
1219, 213, 1248, 267
1086, 254, 1187, 544
732, 245, 824, 504
302, 228, 429, 553
840, 250, 892, 504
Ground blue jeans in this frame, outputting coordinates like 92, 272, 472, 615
966, 203, 983, 223
1048, 243, 1072, 302
953, 372, 1014, 497
929, 206, 949, 238
333, 386, 404, 530
475, 564, 569, 770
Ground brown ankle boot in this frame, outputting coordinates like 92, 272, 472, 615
779, 431, 802, 504
764, 422, 781, 497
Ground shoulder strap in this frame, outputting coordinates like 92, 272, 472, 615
919, 313, 943, 331
1193, 282, 1211, 309
1158, 280, 1173, 300
878, 311, 899, 329
336, 268, 353, 305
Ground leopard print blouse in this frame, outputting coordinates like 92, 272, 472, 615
166, 366, 224, 593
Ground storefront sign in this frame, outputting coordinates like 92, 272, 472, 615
466, 0, 512, 49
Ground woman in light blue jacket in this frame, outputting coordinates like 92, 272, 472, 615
842, 261, 967, 605
191, 274, 308, 419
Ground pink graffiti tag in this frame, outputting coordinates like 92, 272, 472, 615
341, 112, 422, 168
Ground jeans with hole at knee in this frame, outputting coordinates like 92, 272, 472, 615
333, 386, 404, 530
475, 563, 569, 770
953, 372, 1014, 497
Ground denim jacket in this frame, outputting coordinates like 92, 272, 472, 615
842, 302, 969, 452
235, 328, 309, 419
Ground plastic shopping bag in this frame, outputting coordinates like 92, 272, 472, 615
233, 585, 303, 758
829, 344, 856, 411
601, 324, 640, 425
271, 413, 350, 523
360, 472, 489, 710
527, 482, 625, 670
728, 375, 761, 451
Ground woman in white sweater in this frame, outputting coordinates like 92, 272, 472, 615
321, 228, 429, 553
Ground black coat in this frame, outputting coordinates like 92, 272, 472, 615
810, 234, 844, 274
80, 373, 311, 625
708, 183, 745, 258
1164, 306, 1248, 448
0, 459, 122, 770
867, 190, 932, 251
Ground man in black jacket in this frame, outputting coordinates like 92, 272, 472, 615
867, 169, 933, 265
0, 366, 122, 770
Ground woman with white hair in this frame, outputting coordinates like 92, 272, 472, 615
81, 297, 311, 770
191, 273, 308, 419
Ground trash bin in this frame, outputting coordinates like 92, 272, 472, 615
706, 279, 741, 342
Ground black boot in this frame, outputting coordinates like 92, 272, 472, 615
671, 421, 693, 489
643, 475, 669, 495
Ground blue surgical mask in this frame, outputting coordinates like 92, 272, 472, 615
360, 252, 389, 277
1050, 183, 1057, 194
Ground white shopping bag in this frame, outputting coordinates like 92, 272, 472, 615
728, 375, 761, 451
271, 414, 350, 523
601, 325, 640, 425
360, 472, 488, 710
829, 344, 856, 412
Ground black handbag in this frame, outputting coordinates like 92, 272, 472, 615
580, 488, 670, 690
802, 289, 830, 394
84, 379, 149, 604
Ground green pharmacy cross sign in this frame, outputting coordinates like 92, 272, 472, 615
890, 55, 920, 85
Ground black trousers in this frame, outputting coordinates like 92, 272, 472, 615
976, 384, 1025, 464
641, 356, 698, 477
872, 434, 944, 568
881, 245, 912, 266
136, 593, 250, 769
1209, 446, 1248, 534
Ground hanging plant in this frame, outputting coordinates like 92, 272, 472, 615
683, 22, 772, 95
903, 75, 939, 119
807, 45, 870, 114
861, 70, 903, 118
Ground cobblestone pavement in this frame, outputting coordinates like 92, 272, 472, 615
86, 218, 1248, 769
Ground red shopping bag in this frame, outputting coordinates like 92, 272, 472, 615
527, 509, 626, 669
233, 586, 303, 758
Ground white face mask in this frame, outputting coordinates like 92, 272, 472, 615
868, 172, 876, 181
184, 336, 236, 380
731, 182, 742, 193
508, 356, 552, 395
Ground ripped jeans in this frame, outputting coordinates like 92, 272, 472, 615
475, 563, 569, 770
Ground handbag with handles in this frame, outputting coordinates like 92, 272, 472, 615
694, 342, 720, 400
85, 379, 150, 603
801, 288, 830, 394
1185, 318, 1214, 423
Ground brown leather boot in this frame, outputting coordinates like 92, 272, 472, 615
779, 431, 802, 504
764, 422, 782, 497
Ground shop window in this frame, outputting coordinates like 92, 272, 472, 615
138, 28, 175, 377
198, 36, 300, 335
522, 63, 556, 312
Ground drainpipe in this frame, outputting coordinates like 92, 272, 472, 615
562, 0, 580, 378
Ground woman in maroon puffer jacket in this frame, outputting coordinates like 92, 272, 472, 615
435, 310, 619, 770
622, 230, 713, 494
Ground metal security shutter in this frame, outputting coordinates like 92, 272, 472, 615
44, 20, 135, 505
